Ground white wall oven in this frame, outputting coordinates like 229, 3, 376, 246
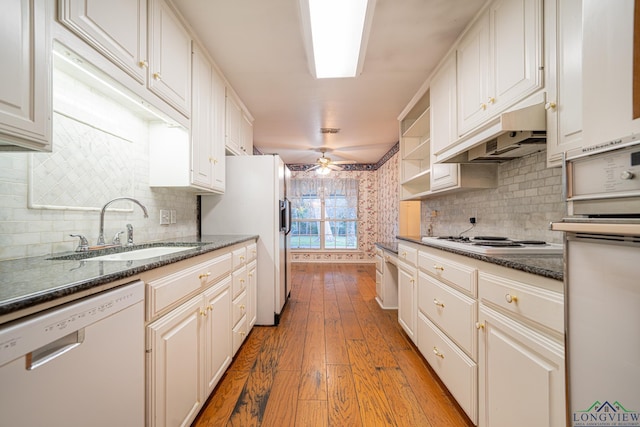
552, 135, 640, 427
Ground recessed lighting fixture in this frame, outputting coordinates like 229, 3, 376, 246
299, 0, 375, 79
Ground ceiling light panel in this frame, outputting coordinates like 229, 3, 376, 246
301, 0, 374, 79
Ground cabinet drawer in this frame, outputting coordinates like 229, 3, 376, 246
232, 290, 247, 326
418, 271, 477, 358
418, 251, 477, 296
232, 267, 247, 299
375, 253, 383, 273
147, 253, 232, 318
398, 244, 417, 266
479, 272, 564, 333
246, 242, 257, 263
232, 246, 247, 268
417, 313, 478, 424
232, 315, 247, 354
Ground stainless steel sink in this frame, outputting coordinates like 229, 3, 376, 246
85, 246, 196, 261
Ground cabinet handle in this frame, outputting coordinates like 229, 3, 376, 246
207, 305, 213, 312
432, 346, 445, 359
138, 60, 148, 68
487, 97, 495, 104
199, 309, 207, 317
153, 72, 162, 80
433, 299, 445, 308
476, 322, 485, 330
433, 265, 444, 271
240, 255, 245, 261
209, 157, 218, 164
410, 278, 415, 284
505, 293, 518, 304
199, 272, 211, 279
240, 279, 245, 284
248, 272, 253, 278
401, 251, 407, 257
480, 102, 487, 110
240, 304, 245, 311
544, 101, 557, 110
240, 331, 246, 337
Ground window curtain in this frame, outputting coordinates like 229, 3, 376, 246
289, 178, 358, 201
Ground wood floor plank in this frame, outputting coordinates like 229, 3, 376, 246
295, 400, 328, 427
261, 369, 301, 427
346, 339, 397, 426
298, 310, 327, 400
378, 366, 433, 427
191, 370, 250, 427
326, 364, 363, 427
277, 301, 309, 371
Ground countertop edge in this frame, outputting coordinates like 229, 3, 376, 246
396, 236, 563, 281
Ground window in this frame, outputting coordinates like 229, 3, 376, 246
289, 178, 358, 250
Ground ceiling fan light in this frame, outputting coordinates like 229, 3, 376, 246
316, 165, 331, 175
300, 0, 374, 79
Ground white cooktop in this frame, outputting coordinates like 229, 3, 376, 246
421, 236, 563, 255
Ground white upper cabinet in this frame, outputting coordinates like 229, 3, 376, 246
58, 0, 147, 84
148, 0, 191, 118
582, 0, 640, 148
225, 90, 253, 156
457, 0, 543, 136
544, 0, 583, 167
0, 0, 51, 152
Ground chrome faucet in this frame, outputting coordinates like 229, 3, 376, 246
97, 197, 149, 246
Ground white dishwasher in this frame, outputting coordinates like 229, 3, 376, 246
0, 280, 145, 427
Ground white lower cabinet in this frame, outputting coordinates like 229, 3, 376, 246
247, 259, 257, 328
144, 240, 257, 427
403, 241, 565, 426
397, 259, 417, 342
147, 294, 204, 427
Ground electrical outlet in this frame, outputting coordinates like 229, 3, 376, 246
469, 217, 476, 224
170, 210, 176, 224
160, 210, 171, 225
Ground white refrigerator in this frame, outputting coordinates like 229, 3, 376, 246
201, 155, 291, 325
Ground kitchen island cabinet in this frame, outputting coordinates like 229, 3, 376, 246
0, 0, 51, 152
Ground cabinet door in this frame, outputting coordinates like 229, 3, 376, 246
203, 281, 232, 395
58, 0, 147, 83
247, 260, 257, 328
431, 164, 459, 191
240, 113, 253, 155
0, 0, 51, 151
211, 67, 226, 191
147, 295, 204, 427
397, 261, 417, 342
478, 306, 565, 427
191, 44, 214, 189
148, 0, 191, 117
490, 0, 543, 113
225, 91, 242, 153
457, 11, 491, 135
544, 0, 583, 167
431, 53, 457, 155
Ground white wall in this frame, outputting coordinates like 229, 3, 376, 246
0, 62, 198, 261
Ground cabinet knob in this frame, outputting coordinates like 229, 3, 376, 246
544, 102, 557, 110
476, 322, 485, 330
240, 304, 245, 311
410, 278, 415, 284
401, 251, 407, 257
240, 279, 245, 284
432, 346, 445, 359
240, 255, 245, 261
433, 265, 444, 271
248, 272, 253, 278
199, 272, 211, 279
620, 170, 635, 180
433, 298, 445, 308
487, 97, 495, 104
199, 309, 207, 317
207, 305, 213, 312
138, 60, 148, 68
153, 72, 162, 80
480, 103, 487, 111
505, 293, 518, 304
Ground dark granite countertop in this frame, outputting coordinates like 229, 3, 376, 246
375, 241, 399, 255
396, 236, 564, 281
0, 235, 258, 323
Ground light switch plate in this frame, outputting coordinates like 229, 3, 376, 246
160, 209, 171, 225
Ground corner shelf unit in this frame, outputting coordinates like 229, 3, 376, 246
400, 91, 431, 200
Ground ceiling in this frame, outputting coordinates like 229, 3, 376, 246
171, 0, 487, 165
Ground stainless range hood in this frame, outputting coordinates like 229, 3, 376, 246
434, 102, 547, 163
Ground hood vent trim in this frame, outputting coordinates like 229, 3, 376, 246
434, 102, 547, 163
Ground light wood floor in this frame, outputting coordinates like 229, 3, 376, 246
192, 263, 472, 427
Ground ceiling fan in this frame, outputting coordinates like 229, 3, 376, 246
307, 148, 356, 175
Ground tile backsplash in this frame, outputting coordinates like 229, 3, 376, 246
422, 151, 566, 243
0, 63, 198, 261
